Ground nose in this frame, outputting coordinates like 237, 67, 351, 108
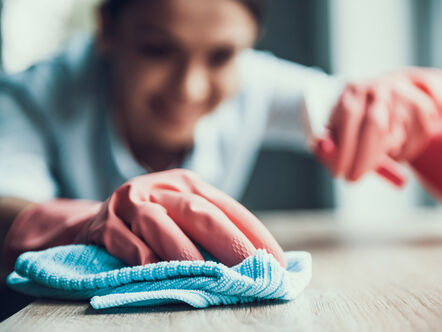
174, 61, 210, 104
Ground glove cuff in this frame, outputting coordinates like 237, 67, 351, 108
409, 132, 442, 201
2, 199, 101, 269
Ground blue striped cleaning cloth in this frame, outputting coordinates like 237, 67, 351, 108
7, 245, 311, 309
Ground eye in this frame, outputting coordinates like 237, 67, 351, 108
138, 42, 177, 59
208, 47, 234, 68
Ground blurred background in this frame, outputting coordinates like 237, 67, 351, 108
0, 0, 441, 217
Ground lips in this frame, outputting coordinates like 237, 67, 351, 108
154, 108, 193, 126
150, 98, 206, 127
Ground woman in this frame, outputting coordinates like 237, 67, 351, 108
1, 0, 442, 269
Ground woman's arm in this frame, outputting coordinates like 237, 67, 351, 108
0, 197, 35, 239
0, 197, 35, 272
237, 49, 343, 150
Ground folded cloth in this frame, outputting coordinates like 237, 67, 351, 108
7, 245, 311, 309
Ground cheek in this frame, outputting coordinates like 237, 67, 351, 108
115, 57, 174, 135
120, 60, 172, 107
210, 66, 240, 109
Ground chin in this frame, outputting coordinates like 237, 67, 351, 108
155, 129, 195, 151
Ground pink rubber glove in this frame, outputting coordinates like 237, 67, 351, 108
409, 131, 442, 201
326, 68, 442, 181
3, 169, 286, 269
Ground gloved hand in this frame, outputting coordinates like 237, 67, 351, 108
3, 169, 286, 268
324, 68, 442, 181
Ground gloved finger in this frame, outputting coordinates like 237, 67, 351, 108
386, 122, 406, 159
347, 91, 390, 181
315, 131, 337, 166
407, 95, 439, 158
328, 84, 367, 177
407, 68, 442, 107
391, 81, 439, 160
123, 201, 205, 263
181, 174, 287, 267
150, 189, 257, 267
89, 202, 160, 266
111, 184, 204, 263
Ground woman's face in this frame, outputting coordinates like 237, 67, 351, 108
99, 0, 258, 151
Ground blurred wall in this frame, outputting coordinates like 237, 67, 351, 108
2, 0, 100, 73
256, 0, 331, 72
413, 0, 442, 69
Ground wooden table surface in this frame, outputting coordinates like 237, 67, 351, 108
1, 210, 442, 332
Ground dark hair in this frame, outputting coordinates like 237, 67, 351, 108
101, 0, 269, 28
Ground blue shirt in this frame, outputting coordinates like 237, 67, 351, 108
0, 36, 341, 202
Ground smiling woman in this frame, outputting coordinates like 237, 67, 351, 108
98, 0, 262, 170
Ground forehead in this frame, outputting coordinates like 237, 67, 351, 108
119, 0, 257, 47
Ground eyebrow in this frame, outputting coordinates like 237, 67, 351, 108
134, 23, 173, 38
133, 22, 252, 50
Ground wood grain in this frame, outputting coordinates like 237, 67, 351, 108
1, 210, 442, 332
